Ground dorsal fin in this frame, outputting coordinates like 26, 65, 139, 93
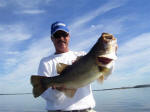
56, 56, 83, 74
76, 56, 83, 61
56, 63, 69, 74
71, 56, 83, 64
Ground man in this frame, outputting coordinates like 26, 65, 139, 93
37, 21, 113, 112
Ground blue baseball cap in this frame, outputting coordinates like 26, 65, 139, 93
51, 21, 69, 35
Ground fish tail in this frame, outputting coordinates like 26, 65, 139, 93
30, 75, 53, 98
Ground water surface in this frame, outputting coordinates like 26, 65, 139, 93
0, 88, 150, 112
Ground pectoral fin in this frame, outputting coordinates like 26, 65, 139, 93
97, 66, 112, 83
97, 75, 104, 83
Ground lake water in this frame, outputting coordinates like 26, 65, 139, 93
0, 88, 150, 112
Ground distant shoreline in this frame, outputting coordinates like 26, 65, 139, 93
93, 84, 150, 91
0, 93, 31, 95
0, 84, 150, 95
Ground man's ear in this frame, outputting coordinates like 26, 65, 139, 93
68, 34, 70, 40
51, 36, 54, 42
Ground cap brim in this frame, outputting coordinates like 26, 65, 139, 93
52, 27, 69, 35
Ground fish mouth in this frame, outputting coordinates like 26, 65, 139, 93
97, 57, 113, 65
102, 33, 116, 42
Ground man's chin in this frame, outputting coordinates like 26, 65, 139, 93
57, 47, 68, 53
58, 44, 67, 48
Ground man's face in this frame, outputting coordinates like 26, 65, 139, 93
51, 30, 70, 54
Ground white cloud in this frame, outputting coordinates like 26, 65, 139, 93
136, 64, 150, 75
98, 17, 127, 34
17, 0, 40, 8
0, 0, 52, 15
117, 48, 150, 70
68, 1, 129, 53
108, 32, 150, 85
89, 16, 128, 34
12, 0, 53, 9
5, 51, 20, 55
0, 24, 32, 66
69, 16, 129, 52
0, 36, 53, 93
15, 9, 46, 14
4, 58, 18, 68
71, 35, 98, 51
70, 0, 127, 31
1, 32, 31, 42
0, 0, 53, 8
0, 24, 32, 42
0, 23, 33, 91
119, 33, 150, 56
0, 0, 6, 7
14, 0, 45, 8
116, 32, 150, 71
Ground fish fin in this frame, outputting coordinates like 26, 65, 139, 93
71, 56, 83, 64
76, 56, 83, 61
56, 56, 83, 74
97, 75, 104, 83
56, 63, 69, 74
63, 89, 77, 98
30, 75, 52, 98
97, 66, 111, 83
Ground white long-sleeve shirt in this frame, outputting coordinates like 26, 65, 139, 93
38, 51, 96, 111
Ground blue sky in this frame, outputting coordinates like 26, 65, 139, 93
0, 0, 150, 93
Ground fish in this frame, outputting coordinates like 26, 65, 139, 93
31, 32, 118, 98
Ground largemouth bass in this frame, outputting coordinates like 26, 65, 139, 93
31, 33, 117, 98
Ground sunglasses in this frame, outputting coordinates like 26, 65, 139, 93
53, 31, 69, 39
